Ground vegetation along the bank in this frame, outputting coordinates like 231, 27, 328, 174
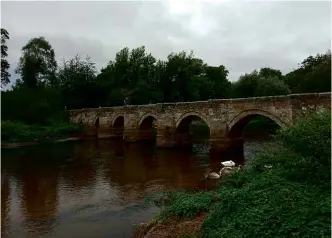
137, 111, 331, 238
1, 121, 82, 143
1, 27, 331, 143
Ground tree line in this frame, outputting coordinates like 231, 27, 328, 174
1, 28, 331, 125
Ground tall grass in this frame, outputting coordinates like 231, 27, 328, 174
150, 111, 331, 237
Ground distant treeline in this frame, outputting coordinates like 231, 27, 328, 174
1, 28, 331, 126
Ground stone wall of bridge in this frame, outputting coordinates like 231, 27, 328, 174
68, 92, 331, 152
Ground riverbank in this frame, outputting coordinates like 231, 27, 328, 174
134, 111, 331, 238
135, 212, 207, 238
1, 120, 83, 148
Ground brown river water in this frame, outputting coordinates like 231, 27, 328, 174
1, 139, 267, 238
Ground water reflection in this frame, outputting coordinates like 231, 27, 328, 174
1, 172, 11, 237
1, 139, 266, 238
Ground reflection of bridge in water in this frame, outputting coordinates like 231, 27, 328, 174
68, 93, 331, 152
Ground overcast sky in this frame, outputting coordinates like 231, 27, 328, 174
1, 0, 331, 85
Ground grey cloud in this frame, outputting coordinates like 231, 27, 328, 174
1, 0, 331, 85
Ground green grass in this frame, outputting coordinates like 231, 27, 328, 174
152, 191, 217, 220
150, 111, 331, 237
1, 120, 83, 143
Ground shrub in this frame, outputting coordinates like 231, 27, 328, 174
276, 110, 331, 164
203, 178, 330, 238
1, 87, 65, 125
1, 120, 82, 143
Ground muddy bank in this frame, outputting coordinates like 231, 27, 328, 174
134, 213, 207, 238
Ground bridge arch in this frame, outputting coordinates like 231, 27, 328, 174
138, 113, 158, 141
175, 112, 210, 130
227, 109, 288, 138
174, 112, 210, 148
138, 113, 158, 129
112, 114, 124, 127
111, 114, 124, 137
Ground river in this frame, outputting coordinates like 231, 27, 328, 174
1, 138, 268, 238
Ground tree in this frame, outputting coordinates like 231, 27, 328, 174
161, 51, 206, 102
232, 70, 260, 98
17, 37, 57, 88
255, 77, 291, 96
58, 55, 98, 109
232, 68, 290, 98
97, 48, 232, 104
97, 46, 160, 105
259, 67, 283, 80
284, 51, 331, 93
1, 87, 63, 125
1, 28, 10, 87
205, 65, 231, 99
125, 46, 158, 104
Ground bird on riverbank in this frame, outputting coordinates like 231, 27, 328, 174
205, 164, 243, 179
205, 171, 221, 179
219, 167, 234, 175
221, 160, 236, 167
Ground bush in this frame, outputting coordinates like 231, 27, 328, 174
1, 87, 65, 125
276, 110, 331, 164
203, 178, 330, 238
1, 120, 82, 143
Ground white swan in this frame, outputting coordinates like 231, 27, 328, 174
219, 167, 234, 175
205, 166, 243, 179
221, 160, 236, 167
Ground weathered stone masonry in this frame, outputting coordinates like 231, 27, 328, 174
68, 92, 331, 152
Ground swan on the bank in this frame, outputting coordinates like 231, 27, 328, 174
206, 172, 221, 179
221, 160, 236, 167
219, 167, 234, 175
205, 165, 243, 179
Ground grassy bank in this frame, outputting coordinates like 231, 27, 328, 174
1, 120, 83, 143
138, 111, 331, 237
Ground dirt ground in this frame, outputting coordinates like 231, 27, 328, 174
133, 212, 207, 238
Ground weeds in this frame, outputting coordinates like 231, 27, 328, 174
150, 191, 217, 220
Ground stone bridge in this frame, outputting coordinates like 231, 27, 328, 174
68, 92, 331, 152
